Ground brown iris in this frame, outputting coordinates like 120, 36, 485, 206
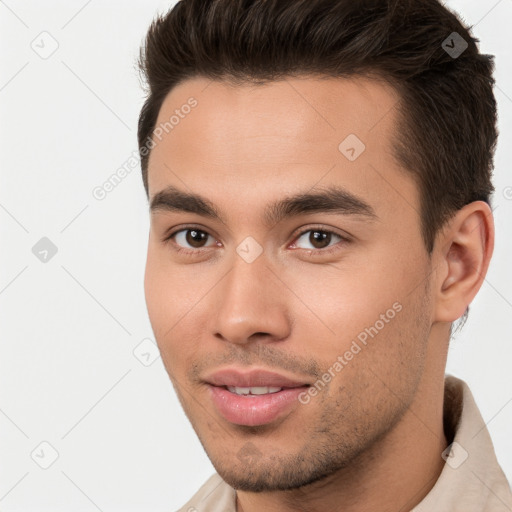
186, 229, 209, 248
308, 230, 332, 249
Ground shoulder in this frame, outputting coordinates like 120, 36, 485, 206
176, 473, 237, 512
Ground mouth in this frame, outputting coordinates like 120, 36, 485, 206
203, 368, 311, 426
225, 385, 284, 396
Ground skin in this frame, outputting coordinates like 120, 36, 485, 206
144, 75, 494, 512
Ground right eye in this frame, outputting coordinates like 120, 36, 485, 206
163, 227, 221, 255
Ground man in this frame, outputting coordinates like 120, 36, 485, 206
137, 0, 512, 510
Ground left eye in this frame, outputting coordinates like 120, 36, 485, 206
293, 229, 344, 250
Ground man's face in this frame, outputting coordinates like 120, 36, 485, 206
144, 76, 435, 491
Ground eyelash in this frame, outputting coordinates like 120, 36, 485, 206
162, 225, 351, 258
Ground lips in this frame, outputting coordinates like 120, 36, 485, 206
204, 368, 310, 389
204, 368, 311, 426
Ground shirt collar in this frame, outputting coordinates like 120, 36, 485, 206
412, 374, 512, 511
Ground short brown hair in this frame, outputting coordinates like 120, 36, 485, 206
137, 0, 498, 256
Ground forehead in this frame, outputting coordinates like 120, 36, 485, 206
146, 75, 416, 222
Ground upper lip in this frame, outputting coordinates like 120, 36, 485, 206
204, 368, 311, 388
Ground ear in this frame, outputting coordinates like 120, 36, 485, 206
433, 201, 494, 323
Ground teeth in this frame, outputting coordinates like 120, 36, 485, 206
227, 386, 282, 396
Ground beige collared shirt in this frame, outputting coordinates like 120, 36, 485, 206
178, 375, 512, 511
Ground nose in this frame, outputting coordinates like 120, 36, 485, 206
210, 254, 292, 346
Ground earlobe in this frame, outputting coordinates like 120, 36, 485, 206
433, 201, 494, 323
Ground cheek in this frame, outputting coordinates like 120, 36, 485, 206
144, 249, 186, 361
279, 261, 405, 343
283, 252, 427, 386
144, 247, 214, 379
144, 250, 171, 334
144, 243, 192, 327
312, 297, 430, 435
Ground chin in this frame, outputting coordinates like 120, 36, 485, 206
211, 454, 344, 493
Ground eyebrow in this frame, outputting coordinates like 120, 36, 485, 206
150, 184, 377, 226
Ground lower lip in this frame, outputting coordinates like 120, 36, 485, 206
208, 385, 309, 426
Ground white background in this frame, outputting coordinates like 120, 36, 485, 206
1, 1, 511, 510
